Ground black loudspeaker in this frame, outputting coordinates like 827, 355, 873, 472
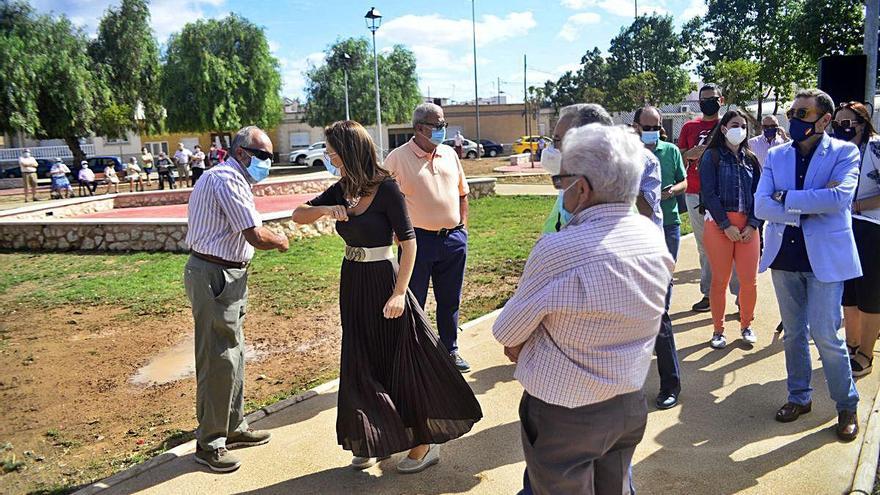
818, 55, 867, 105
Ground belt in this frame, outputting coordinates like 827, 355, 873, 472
344, 245, 394, 262
415, 225, 465, 238
191, 251, 249, 269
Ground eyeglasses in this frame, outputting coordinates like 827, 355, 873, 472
640, 125, 662, 132
242, 146, 272, 161
785, 107, 823, 121
551, 174, 593, 190
831, 120, 860, 130
417, 120, 448, 130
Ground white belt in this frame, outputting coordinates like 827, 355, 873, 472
344, 245, 394, 262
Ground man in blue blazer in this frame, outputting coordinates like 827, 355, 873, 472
755, 89, 862, 442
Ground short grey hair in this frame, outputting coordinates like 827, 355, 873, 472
559, 103, 613, 128
561, 124, 644, 205
795, 88, 835, 116
230, 125, 260, 155
412, 102, 443, 127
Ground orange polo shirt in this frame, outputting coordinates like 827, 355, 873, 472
383, 139, 469, 231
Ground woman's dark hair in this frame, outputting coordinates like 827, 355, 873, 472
324, 120, 390, 199
833, 101, 877, 143
704, 109, 759, 167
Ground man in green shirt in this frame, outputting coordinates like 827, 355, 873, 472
634, 106, 687, 409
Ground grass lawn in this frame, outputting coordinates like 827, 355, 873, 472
0, 195, 554, 322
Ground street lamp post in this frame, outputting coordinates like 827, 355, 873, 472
365, 7, 383, 158
343, 52, 351, 121
471, 0, 481, 160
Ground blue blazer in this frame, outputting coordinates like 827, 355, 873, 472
754, 133, 862, 283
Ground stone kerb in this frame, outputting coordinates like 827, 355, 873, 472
467, 177, 497, 200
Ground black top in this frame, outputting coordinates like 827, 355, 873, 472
307, 178, 416, 248
770, 143, 816, 273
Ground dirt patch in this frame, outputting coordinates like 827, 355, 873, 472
0, 305, 342, 494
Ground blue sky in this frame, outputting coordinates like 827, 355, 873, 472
33, 0, 707, 102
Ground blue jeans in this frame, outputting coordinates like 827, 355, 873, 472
408, 228, 468, 353
771, 270, 858, 412
656, 224, 681, 395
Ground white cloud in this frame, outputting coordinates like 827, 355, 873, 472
681, 0, 708, 20
278, 51, 324, 98
377, 11, 536, 48
555, 62, 582, 74
559, 12, 601, 42
559, 0, 668, 17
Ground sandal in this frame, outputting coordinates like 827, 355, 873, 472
847, 343, 859, 358
851, 350, 873, 378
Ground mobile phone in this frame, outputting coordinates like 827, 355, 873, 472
662, 185, 673, 193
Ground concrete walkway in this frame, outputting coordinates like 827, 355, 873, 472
93, 235, 879, 495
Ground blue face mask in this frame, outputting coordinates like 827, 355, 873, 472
245, 153, 272, 182
553, 190, 575, 231
323, 153, 341, 176
789, 118, 819, 142
640, 130, 660, 145
430, 127, 447, 145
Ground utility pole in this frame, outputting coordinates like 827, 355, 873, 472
497, 77, 501, 104
524, 54, 529, 139
472, 0, 481, 159
865, 0, 879, 105
635, 0, 638, 19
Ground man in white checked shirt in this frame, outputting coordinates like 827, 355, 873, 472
184, 126, 289, 473
494, 124, 673, 495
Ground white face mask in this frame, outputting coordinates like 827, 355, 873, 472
540, 145, 562, 175
725, 127, 747, 146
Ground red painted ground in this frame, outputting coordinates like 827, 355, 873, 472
74, 193, 317, 219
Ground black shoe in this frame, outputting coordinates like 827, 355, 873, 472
656, 392, 679, 410
776, 321, 784, 333
775, 402, 811, 423
450, 351, 471, 373
692, 297, 710, 312
851, 351, 873, 378
837, 410, 859, 442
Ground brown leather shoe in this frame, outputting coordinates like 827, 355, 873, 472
775, 402, 812, 423
837, 410, 859, 442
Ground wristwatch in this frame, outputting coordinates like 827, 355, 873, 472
772, 190, 787, 204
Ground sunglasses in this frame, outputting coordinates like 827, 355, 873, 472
785, 107, 823, 121
640, 125, 662, 132
417, 120, 448, 130
699, 97, 720, 103
551, 174, 593, 190
831, 120, 860, 130
242, 146, 272, 161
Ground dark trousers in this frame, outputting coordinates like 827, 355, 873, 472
79, 180, 97, 196
408, 228, 467, 353
192, 166, 205, 184
656, 224, 682, 395
158, 170, 176, 190
520, 391, 647, 495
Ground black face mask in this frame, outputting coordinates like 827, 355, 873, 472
700, 99, 721, 116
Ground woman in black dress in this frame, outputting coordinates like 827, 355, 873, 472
292, 121, 482, 474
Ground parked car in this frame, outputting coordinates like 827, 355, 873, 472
70, 156, 124, 180
479, 139, 504, 157
442, 138, 484, 159
289, 141, 326, 165
511, 135, 551, 155
2, 158, 56, 179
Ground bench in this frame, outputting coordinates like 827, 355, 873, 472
509, 153, 531, 166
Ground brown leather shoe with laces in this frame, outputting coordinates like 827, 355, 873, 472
775, 402, 812, 423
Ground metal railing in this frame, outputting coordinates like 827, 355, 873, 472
0, 144, 96, 163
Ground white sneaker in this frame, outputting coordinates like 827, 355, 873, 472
741, 328, 757, 345
351, 456, 377, 470
396, 444, 439, 474
710, 334, 727, 349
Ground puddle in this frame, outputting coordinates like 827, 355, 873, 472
130, 337, 263, 386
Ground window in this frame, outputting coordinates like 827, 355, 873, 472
144, 142, 168, 156
388, 132, 414, 150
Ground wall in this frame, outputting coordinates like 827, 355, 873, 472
441, 104, 555, 145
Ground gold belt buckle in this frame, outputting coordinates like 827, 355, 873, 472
345, 245, 366, 261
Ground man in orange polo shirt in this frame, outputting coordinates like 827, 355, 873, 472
384, 102, 471, 372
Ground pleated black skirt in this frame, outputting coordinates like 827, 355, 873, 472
336, 258, 483, 458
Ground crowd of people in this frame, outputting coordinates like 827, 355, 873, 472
182, 85, 877, 494
14, 142, 227, 201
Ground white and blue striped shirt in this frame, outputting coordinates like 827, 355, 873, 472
186, 158, 261, 262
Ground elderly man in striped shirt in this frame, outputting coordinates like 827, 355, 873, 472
494, 124, 674, 495
184, 125, 289, 473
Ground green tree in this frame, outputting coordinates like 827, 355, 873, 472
0, 2, 109, 164
305, 37, 421, 127
89, 0, 164, 134
713, 59, 761, 111
161, 14, 282, 132
791, 0, 864, 61
616, 72, 663, 108
605, 14, 693, 111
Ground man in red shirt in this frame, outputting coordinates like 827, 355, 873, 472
679, 83, 740, 312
